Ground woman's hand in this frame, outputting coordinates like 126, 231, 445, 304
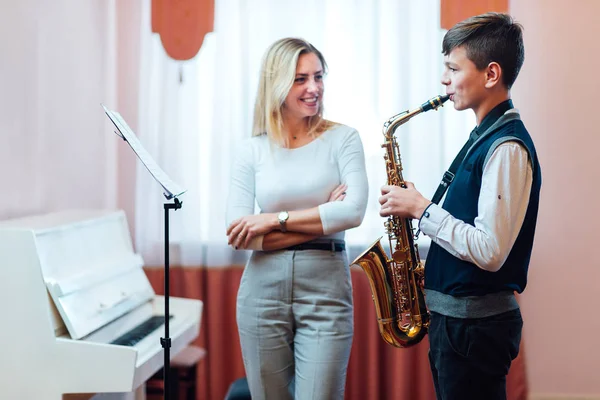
227, 183, 346, 250
227, 213, 278, 249
328, 183, 347, 202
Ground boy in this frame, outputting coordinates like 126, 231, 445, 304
379, 13, 541, 400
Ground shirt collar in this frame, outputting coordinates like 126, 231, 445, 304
473, 99, 514, 138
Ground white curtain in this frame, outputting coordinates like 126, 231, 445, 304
135, 0, 475, 267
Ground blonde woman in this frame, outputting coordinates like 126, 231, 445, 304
226, 37, 368, 400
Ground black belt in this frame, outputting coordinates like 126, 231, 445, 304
287, 242, 345, 252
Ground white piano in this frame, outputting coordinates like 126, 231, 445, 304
0, 209, 203, 400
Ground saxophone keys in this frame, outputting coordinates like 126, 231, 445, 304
414, 261, 425, 277
392, 250, 408, 263
384, 221, 392, 234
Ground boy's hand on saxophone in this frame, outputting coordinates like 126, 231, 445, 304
379, 182, 432, 220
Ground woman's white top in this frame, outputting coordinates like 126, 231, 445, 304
226, 124, 369, 241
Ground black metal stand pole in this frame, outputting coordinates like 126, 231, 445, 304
161, 197, 182, 400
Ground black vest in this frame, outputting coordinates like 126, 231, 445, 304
424, 110, 542, 296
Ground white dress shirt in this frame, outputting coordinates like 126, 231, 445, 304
419, 141, 533, 272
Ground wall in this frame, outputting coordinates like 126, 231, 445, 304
0, 0, 119, 219
115, 1, 142, 240
510, 0, 600, 397
0, 0, 141, 234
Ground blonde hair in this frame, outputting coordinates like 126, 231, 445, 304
252, 38, 334, 145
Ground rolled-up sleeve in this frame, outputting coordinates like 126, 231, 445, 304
318, 129, 369, 234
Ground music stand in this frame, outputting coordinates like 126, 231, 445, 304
102, 104, 186, 400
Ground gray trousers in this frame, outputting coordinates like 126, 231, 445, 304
236, 249, 354, 400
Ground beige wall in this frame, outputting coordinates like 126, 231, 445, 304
0, 0, 119, 219
510, 0, 600, 397
115, 1, 142, 241
0, 0, 140, 235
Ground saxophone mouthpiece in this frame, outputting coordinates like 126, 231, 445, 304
421, 94, 451, 112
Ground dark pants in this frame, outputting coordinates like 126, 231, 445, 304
428, 309, 523, 400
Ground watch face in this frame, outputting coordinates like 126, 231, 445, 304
278, 211, 289, 222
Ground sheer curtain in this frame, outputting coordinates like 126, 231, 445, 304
135, 0, 475, 267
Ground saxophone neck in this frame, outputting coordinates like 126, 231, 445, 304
383, 109, 423, 139
382, 94, 450, 139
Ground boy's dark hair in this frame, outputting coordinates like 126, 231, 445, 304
442, 13, 524, 89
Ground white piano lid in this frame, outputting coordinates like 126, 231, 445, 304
1, 209, 156, 339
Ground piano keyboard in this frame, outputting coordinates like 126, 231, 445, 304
111, 315, 173, 347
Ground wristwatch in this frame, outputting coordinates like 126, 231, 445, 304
278, 211, 289, 232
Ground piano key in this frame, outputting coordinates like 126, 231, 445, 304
111, 315, 173, 347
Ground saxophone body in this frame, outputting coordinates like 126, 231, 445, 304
352, 95, 449, 348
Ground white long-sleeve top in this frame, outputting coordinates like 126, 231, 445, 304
226, 124, 369, 240
419, 141, 533, 272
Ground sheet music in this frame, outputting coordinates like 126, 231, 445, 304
102, 104, 186, 199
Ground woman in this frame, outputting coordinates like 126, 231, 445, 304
226, 37, 368, 400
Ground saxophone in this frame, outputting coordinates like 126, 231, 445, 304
352, 94, 450, 348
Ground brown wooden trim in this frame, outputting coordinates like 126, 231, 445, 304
63, 394, 95, 400
441, 0, 508, 30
